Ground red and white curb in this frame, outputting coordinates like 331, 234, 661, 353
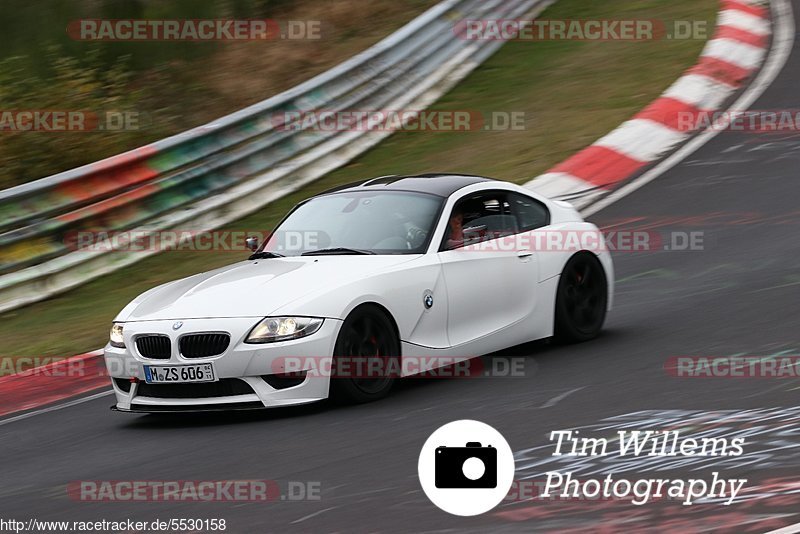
526, 0, 772, 209
0, 350, 107, 418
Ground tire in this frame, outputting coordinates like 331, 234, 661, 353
554, 252, 608, 343
329, 305, 400, 403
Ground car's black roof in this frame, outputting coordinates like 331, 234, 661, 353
317, 173, 496, 198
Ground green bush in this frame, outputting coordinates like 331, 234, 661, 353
0, 45, 167, 189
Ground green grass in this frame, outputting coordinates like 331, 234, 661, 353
0, 0, 718, 367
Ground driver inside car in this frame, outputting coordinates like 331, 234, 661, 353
445, 208, 465, 249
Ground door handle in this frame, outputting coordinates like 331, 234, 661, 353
517, 250, 533, 259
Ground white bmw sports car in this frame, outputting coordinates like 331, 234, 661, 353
105, 174, 614, 412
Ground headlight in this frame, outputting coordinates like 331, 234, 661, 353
109, 323, 125, 348
245, 317, 324, 344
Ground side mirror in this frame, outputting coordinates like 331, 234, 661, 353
245, 236, 259, 252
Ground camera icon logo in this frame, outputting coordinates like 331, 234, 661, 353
418, 420, 515, 516
435, 442, 497, 488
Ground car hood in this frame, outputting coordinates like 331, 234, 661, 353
115, 255, 420, 322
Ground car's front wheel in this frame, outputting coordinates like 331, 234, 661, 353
329, 305, 400, 403
554, 252, 608, 342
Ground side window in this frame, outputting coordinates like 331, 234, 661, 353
440, 191, 518, 250
506, 192, 550, 232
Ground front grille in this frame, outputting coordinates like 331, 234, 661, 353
136, 335, 171, 359
179, 333, 230, 358
136, 378, 254, 399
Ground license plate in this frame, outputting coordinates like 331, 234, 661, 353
143, 363, 216, 384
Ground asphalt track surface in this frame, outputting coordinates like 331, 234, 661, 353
3, 6, 800, 534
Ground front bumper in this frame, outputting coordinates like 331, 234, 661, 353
104, 317, 342, 412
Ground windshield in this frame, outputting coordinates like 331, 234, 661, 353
262, 191, 443, 256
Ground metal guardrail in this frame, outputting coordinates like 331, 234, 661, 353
0, 0, 550, 312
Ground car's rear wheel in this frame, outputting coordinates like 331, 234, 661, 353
330, 305, 400, 403
554, 252, 608, 342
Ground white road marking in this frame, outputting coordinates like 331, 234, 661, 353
0, 390, 113, 427
539, 386, 585, 409
765, 522, 800, 534
290, 506, 340, 524
583, 0, 795, 218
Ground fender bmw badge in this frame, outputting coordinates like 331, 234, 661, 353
423, 290, 434, 309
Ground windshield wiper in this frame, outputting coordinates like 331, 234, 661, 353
301, 247, 375, 256
248, 251, 285, 260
